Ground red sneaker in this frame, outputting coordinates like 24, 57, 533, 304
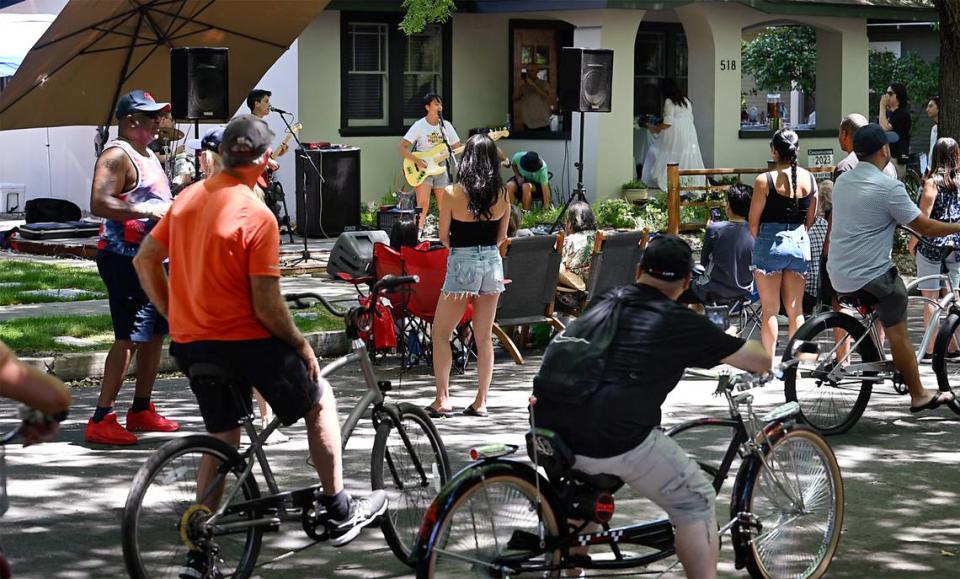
84, 413, 138, 445
126, 403, 180, 433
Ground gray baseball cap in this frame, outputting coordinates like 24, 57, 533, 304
221, 115, 274, 165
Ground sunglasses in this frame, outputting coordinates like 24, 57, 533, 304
131, 111, 162, 120
885, 90, 895, 96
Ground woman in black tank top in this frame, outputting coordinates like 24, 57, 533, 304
748, 129, 819, 365
428, 134, 510, 417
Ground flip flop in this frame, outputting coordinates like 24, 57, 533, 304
910, 391, 956, 414
424, 406, 450, 419
462, 404, 488, 417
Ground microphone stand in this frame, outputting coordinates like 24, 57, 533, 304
549, 111, 588, 233
276, 109, 325, 267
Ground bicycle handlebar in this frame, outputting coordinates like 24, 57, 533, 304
284, 291, 346, 318
897, 225, 959, 259
284, 275, 420, 319
715, 371, 775, 396
0, 405, 69, 446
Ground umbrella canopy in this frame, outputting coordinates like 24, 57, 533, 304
0, 0, 329, 130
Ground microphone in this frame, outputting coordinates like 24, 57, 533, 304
269, 106, 292, 115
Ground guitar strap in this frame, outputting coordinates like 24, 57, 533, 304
436, 112, 457, 183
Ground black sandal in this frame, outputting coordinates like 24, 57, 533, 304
424, 405, 450, 419
910, 391, 955, 414
462, 404, 488, 417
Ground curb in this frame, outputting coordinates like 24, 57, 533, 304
19, 330, 350, 382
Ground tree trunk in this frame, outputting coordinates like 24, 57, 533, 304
935, 0, 960, 140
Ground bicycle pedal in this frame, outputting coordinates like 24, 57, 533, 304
736, 512, 762, 534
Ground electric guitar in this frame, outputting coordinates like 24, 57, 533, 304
272, 122, 302, 160
403, 128, 509, 187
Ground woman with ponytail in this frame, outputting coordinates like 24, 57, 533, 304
748, 128, 819, 364
428, 133, 510, 417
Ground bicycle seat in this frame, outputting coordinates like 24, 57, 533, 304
837, 289, 878, 312
526, 428, 623, 491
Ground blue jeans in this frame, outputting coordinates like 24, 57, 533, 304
752, 222, 810, 276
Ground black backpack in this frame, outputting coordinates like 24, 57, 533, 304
533, 286, 639, 404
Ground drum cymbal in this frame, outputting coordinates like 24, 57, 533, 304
158, 127, 185, 141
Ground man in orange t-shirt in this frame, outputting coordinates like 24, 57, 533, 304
133, 116, 385, 572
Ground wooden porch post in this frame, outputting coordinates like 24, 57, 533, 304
667, 163, 680, 235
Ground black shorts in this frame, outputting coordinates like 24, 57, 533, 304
507, 176, 545, 203
170, 338, 322, 433
96, 250, 168, 342
846, 267, 908, 328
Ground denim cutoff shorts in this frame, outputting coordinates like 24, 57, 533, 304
441, 246, 505, 297
752, 222, 810, 276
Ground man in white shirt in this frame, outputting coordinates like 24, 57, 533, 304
399, 93, 461, 232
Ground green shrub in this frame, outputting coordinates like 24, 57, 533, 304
593, 198, 641, 230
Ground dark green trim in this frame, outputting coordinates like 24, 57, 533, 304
738, 128, 838, 139
332, 0, 937, 21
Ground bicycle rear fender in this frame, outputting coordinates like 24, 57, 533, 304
728, 420, 791, 570
410, 458, 562, 567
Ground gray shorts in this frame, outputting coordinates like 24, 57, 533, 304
422, 170, 451, 189
574, 429, 715, 525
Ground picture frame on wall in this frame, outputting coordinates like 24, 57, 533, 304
520, 45, 533, 64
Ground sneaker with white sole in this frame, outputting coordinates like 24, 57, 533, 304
327, 490, 388, 547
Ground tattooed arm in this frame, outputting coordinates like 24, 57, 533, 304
89, 148, 165, 221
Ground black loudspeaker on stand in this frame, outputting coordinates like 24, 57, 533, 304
559, 47, 614, 113
296, 148, 361, 238
551, 47, 614, 233
170, 47, 229, 120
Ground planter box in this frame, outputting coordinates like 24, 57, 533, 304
621, 188, 653, 204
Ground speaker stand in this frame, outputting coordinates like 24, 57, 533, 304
550, 111, 588, 234
277, 110, 325, 268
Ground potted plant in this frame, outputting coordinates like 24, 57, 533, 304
621, 179, 652, 203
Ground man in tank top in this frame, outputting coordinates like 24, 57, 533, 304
85, 90, 179, 446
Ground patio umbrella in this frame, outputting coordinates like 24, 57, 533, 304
0, 0, 329, 130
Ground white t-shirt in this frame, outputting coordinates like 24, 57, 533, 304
930, 123, 939, 164
402, 117, 460, 153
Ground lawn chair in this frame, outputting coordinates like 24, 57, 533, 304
494, 233, 566, 365
584, 229, 649, 305
400, 244, 474, 373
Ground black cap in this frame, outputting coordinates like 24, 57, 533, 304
221, 115, 274, 165
640, 234, 694, 282
115, 89, 170, 119
853, 123, 899, 156
186, 127, 224, 153
519, 151, 543, 173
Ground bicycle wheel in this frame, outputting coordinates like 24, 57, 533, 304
123, 435, 262, 579
372, 402, 451, 566
418, 473, 561, 578
744, 428, 844, 579
930, 311, 960, 415
782, 312, 879, 435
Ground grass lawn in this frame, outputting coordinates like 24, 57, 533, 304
2, 306, 343, 355
0, 260, 106, 305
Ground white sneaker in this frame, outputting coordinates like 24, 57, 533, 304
263, 428, 289, 445
328, 490, 388, 547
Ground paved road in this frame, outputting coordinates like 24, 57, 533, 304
1, 348, 959, 578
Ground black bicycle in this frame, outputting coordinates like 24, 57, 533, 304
414, 370, 844, 578
122, 275, 451, 578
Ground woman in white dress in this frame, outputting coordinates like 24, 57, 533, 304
642, 78, 705, 191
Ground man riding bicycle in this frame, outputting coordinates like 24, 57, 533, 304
534, 235, 770, 579
133, 116, 386, 576
827, 123, 959, 413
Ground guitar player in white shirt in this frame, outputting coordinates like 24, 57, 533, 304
399, 93, 462, 233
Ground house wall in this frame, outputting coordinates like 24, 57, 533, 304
299, 5, 872, 205
675, 4, 869, 172
300, 9, 644, 204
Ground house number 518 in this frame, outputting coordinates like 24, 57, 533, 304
719, 59, 737, 71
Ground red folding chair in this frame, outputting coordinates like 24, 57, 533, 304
401, 245, 474, 373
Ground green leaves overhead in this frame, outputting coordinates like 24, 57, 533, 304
399, 0, 456, 35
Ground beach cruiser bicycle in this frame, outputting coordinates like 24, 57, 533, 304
414, 369, 844, 578
782, 226, 960, 435
122, 275, 451, 578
